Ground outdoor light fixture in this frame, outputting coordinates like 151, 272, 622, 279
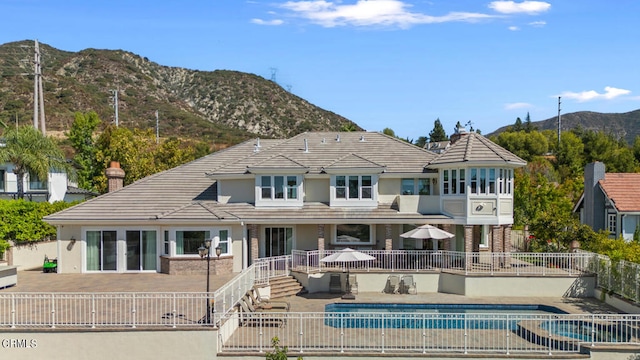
215, 246, 221, 259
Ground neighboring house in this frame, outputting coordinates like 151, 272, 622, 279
574, 161, 640, 240
424, 140, 450, 154
44, 130, 526, 274
0, 164, 95, 203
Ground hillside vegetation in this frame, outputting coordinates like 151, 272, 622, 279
0, 40, 359, 144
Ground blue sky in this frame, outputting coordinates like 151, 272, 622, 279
1, 0, 639, 139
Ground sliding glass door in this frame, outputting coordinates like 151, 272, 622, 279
86, 230, 117, 271
126, 230, 157, 271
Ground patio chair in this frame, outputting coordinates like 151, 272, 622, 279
384, 275, 400, 294
329, 273, 342, 294
348, 274, 358, 294
238, 296, 285, 327
400, 275, 417, 295
248, 288, 290, 311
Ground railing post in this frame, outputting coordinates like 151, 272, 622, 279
172, 293, 177, 328
591, 314, 596, 347
422, 313, 426, 354
298, 313, 304, 353
50, 293, 56, 329
10, 294, 16, 329
91, 294, 96, 328
505, 314, 510, 355
547, 314, 552, 356
131, 293, 137, 328
340, 313, 345, 353
464, 314, 468, 354
381, 313, 385, 353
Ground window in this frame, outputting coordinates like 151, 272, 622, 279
176, 230, 210, 255
401, 179, 415, 195
418, 179, 431, 195
163, 230, 169, 255
260, 175, 298, 200
215, 229, 230, 254
443, 169, 464, 195
29, 173, 47, 190
608, 213, 617, 234
335, 224, 372, 244
489, 169, 496, 194
470, 169, 477, 194
86, 230, 117, 271
0, 169, 5, 191
335, 175, 372, 200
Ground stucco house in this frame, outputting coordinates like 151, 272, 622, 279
44, 129, 526, 274
0, 165, 95, 203
574, 161, 640, 240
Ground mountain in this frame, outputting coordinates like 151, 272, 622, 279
489, 109, 640, 144
0, 40, 360, 144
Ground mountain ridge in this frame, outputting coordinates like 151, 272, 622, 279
0, 40, 360, 144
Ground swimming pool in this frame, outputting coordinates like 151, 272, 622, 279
324, 303, 567, 329
540, 319, 631, 342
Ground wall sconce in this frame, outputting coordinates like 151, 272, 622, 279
475, 204, 484, 211
432, 178, 437, 185
70, 236, 76, 244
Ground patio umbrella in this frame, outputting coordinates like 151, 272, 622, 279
400, 224, 454, 240
320, 248, 375, 300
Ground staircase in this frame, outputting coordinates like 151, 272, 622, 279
269, 275, 305, 299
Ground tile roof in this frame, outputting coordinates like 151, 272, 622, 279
428, 132, 526, 167
599, 173, 640, 212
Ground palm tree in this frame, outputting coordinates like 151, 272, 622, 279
0, 125, 73, 200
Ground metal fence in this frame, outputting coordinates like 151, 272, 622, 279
221, 312, 640, 354
0, 292, 212, 329
292, 250, 594, 276
578, 250, 640, 304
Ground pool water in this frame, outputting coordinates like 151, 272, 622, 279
324, 303, 567, 329
540, 320, 631, 342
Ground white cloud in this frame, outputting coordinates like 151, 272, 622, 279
277, 0, 495, 28
528, 20, 546, 27
505, 102, 532, 110
559, 86, 632, 102
488, 1, 551, 15
508, 25, 520, 31
251, 18, 285, 26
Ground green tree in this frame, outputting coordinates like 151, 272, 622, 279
555, 131, 584, 181
429, 118, 448, 142
524, 112, 535, 132
68, 111, 101, 191
414, 136, 428, 148
382, 128, 396, 137
340, 122, 357, 132
512, 117, 523, 132
0, 126, 73, 199
265, 337, 302, 360
493, 130, 548, 162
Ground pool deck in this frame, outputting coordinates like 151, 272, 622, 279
1, 269, 622, 315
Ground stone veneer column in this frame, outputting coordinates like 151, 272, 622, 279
250, 224, 259, 261
442, 224, 454, 251
385, 224, 393, 250
503, 225, 512, 268
464, 225, 474, 272
492, 225, 502, 269
317, 224, 325, 252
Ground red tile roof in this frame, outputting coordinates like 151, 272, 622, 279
599, 173, 640, 212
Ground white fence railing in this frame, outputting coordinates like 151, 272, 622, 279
221, 312, 640, 354
292, 250, 594, 276
0, 292, 212, 329
577, 250, 640, 304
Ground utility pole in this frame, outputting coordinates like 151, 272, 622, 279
557, 96, 562, 144
32, 39, 46, 135
110, 89, 119, 126
155, 110, 159, 144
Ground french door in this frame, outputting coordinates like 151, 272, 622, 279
264, 227, 293, 257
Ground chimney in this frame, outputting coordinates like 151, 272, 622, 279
583, 162, 606, 231
105, 161, 125, 192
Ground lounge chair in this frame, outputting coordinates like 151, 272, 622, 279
248, 288, 290, 311
238, 296, 286, 327
384, 275, 400, 294
348, 274, 358, 294
400, 275, 417, 295
329, 273, 342, 294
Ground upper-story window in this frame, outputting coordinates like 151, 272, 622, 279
443, 169, 465, 195
330, 174, 377, 207
336, 175, 372, 200
29, 172, 47, 190
402, 178, 432, 195
256, 175, 302, 207
469, 168, 513, 195
607, 213, 617, 234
